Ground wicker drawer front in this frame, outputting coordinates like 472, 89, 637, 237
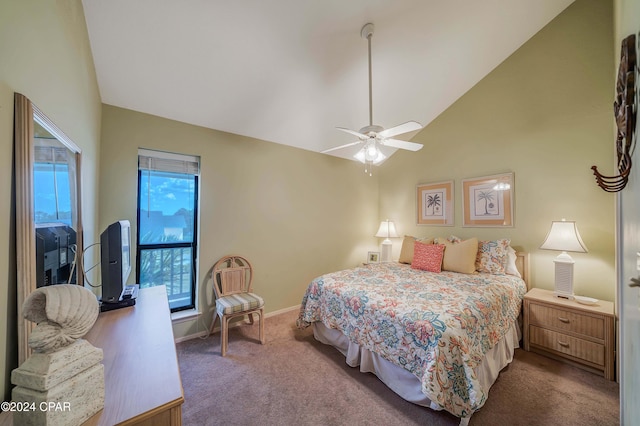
529, 303, 604, 339
529, 325, 605, 366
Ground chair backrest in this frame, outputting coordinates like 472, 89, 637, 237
212, 255, 253, 299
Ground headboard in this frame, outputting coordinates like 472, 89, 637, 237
515, 252, 530, 290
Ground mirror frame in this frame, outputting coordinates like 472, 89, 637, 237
14, 93, 83, 364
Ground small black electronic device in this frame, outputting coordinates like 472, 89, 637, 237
100, 297, 135, 312
100, 284, 139, 312
121, 284, 139, 300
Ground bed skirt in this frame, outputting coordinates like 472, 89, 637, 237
313, 321, 521, 425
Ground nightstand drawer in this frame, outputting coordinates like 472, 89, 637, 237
529, 303, 605, 339
529, 325, 605, 366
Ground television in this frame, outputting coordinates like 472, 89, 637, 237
35, 223, 77, 287
100, 220, 132, 303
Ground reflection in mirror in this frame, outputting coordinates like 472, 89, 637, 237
14, 93, 83, 365
33, 121, 79, 287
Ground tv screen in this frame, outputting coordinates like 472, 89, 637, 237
101, 220, 132, 303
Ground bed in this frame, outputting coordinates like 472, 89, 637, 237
297, 239, 528, 426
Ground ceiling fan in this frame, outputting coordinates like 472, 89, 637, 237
322, 23, 424, 175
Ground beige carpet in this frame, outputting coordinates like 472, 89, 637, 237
176, 309, 619, 426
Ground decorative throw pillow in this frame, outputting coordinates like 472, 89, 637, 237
411, 241, 445, 272
399, 235, 434, 264
439, 237, 479, 274
505, 246, 522, 278
475, 239, 511, 274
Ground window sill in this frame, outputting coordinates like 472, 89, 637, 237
171, 309, 201, 324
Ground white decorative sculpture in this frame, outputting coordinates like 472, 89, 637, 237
24, 284, 99, 353
11, 285, 104, 426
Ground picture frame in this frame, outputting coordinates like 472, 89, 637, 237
367, 251, 380, 263
417, 180, 454, 226
462, 172, 514, 227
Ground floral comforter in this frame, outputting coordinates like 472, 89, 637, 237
297, 262, 527, 418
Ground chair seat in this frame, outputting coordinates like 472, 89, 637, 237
216, 292, 264, 316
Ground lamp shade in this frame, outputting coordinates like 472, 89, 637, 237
540, 220, 588, 253
375, 220, 398, 239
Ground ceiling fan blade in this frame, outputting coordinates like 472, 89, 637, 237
378, 121, 423, 138
336, 127, 367, 139
321, 140, 363, 154
382, 138, 424, 151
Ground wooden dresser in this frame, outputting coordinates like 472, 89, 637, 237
84, 285, 184, 425
1, 286, 184, 426
523, 287, 615, 380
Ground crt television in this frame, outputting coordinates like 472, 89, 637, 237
100, 220, 132, 303
35, 223, 77, 287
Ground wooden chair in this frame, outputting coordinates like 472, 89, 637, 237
210, 255, 265, 356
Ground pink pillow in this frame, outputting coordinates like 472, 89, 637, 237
412, 242, 445, 272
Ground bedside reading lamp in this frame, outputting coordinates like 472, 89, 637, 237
375, 220, 398, 263
539, 219, 588, 299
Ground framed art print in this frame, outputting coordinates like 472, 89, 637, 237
417, 180, 454, 226
367, 251, 380, 263
462, 173, 514, 227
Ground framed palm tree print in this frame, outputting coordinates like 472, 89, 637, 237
462, 173, 514, 227
417, 180, 454, 226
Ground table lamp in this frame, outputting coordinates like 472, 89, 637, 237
539, 219, 588, 299
375, 219, 398, 263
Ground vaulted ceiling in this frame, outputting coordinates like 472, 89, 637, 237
82, 0, 574, 161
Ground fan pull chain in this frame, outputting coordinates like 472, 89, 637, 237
364, 159, 373, 176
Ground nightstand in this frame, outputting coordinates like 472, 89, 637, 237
523, 288, 615, 380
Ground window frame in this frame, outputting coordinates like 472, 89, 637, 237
135, 152, 200, 313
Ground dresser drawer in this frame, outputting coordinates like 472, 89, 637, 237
529, 325, 605, 366
528, 303, 605, 340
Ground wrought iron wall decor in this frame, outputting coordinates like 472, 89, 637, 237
592, 33, 637, 192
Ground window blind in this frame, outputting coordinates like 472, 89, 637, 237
34, 146, 69, 163
138, 149, 200, 175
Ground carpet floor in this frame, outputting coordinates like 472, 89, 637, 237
176, 309, 619, 426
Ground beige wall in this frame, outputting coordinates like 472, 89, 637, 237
98, 105, 379, 339
0, 0, 102, 401
378, 0, 616, 302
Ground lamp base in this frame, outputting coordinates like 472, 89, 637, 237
380, 240, 392, 263
553, 252, 575, 300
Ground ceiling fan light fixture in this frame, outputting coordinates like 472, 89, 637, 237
365, 141, 378, 161
325, 22, 423, 173
354, 145, 386, 165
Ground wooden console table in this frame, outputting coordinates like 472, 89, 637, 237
1, 285, 184, 426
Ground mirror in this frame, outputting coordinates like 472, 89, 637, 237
14, 93, 83, 365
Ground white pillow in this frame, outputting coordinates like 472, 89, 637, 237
505, 246, 521, 278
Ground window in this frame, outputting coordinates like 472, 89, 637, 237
137, 149, 200, 312
33, 144, 74, 226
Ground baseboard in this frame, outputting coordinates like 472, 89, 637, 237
264, 304, 300, 318
174, 329, 209, 343
174, 304, 301, 344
